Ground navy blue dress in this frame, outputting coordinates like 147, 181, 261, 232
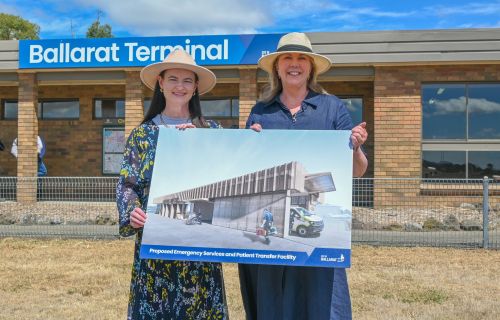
239, 91, 354, 320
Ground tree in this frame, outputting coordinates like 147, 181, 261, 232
0, 13, 40, 40
86, 11, 113, 38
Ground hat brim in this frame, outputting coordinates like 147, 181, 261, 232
258, 51, 332, 75
140, 62, 216, 95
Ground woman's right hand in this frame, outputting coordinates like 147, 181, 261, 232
130, 207, 147, 228
249, 123, 262, 132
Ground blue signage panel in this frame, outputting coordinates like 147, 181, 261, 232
18, 34, 283, 69
140, 245, 351, 268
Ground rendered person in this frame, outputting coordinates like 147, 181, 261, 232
261, 208, 274, 235
116, 49, 228, 319
239, 32, 368, 320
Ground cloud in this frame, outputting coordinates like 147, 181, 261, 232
468, 98, 500, 113
428, 1, 500, 16
457, 21, 500, 29
427, 96, 500, 116
7, 0, 500, 38
268, 1, 416, 29
338, 7, 416, 19
429, 97, 466, 116
0, 3, 20, 15
76, 0, 273, 36
68, 0, 418, 36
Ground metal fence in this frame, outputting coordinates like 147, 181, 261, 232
0, 177, 498, 248
352, 178, 499, 249
0, 177, 118, 239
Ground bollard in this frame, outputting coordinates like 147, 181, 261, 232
482, 176, 489, 249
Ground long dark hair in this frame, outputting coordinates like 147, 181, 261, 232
142, 70, 207, 127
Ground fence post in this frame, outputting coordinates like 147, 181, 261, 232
482, 176, 489, 249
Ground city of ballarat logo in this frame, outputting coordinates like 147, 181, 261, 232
320, 253, 345, 263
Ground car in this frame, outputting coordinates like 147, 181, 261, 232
289, 206, 324, 236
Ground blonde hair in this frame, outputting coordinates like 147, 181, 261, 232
260, 55, 327, 103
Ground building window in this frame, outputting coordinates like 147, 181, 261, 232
422, 151, 466, 178
468, 151, 500, 178
340, 97, 363, 125
2, 100, 81, 120
468, 84, 500, 139
422, 83, 500, 179
143, 98, 239, 128
2, 100, 18, 120
94, 99, 125, 119
201, 98, 239, 128
201, 98, 239, 118
38, 100, 80, 119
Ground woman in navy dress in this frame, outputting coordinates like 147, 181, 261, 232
239, 32, 368, 320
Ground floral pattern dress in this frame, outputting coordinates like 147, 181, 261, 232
116, 120, 228, 320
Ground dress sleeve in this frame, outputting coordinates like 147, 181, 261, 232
245, 112, 255, 129
116, 128, 142, 237
245, 103, 261, 129
334, 99, 354, 131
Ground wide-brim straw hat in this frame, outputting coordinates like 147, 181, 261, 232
140, 49, 216, 95
258, 32, 331, 75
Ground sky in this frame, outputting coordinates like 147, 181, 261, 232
148, 128, 353, 208
2, 0, 500, 39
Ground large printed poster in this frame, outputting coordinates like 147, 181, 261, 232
140, 128, 353, 267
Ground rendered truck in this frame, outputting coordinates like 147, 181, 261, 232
289, 206, 324, 236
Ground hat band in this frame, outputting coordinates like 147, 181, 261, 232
276, 44, 313, 53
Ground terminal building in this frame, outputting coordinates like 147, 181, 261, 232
152, 161, 334, 236
1, 28, 499, 204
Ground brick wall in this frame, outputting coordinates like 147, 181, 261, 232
374, 67, 421, 179
16, 73, 38, 203
2, 64, 499, 182
17, 73, 38, 177
373, 64, 500, 206
374, 64, 500, 179
0, 84, 126, 177
238, 68, 258, 128
38, 85, 125, 176
0, 86, 18, 176
205, 83, 238, 98
125, 72, 143, 138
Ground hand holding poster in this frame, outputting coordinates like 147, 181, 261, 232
140, 128, 353, 267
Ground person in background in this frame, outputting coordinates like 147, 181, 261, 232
239, 32, 368, 320
116, 49, 228, 319
11, 136, 47, 177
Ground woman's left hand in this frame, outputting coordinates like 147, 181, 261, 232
175, 123, 196, 130
351, 122, 367, 151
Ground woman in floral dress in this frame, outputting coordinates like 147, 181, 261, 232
116, 49, 227, 320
